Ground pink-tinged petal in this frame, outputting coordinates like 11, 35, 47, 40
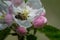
32, 16, 47, 28
40, 12, 46, 16
5, 14, 13, 25
8, 5, 13, 14
11, 0, 23, 6
16, 27, 27, 36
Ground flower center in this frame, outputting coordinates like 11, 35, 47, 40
15, 13, 27, 20
22, 8, 29, 18
15, 8, 29, 20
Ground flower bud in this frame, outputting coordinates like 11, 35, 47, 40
32, 16, 47, 28
16, 27, 27, 36
5, 14, 13, 25
40, 12, 46, 16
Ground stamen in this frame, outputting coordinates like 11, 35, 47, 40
22, 8, 29, 17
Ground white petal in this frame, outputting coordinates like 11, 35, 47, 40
0, 12, 3, 16
13, 5, 25, 15
40, 8, 46, 13
35, 8, 46, 16
27, 8, 38, 21
13, 6, 20, 14
0, 24, 8, 30
16, 20, 32, 28
27, 12, 36, 21
4, 1, 12, 6
27, 0, 42, 9
13, 15, 32, 28
26, 6, 33, 11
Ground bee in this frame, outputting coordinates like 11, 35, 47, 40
15, 13, 27, 20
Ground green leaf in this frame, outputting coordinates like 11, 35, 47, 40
38, 25, 60, 40
26, 34, 37, 40
34, 28, 37, 35
18, 35, 25, 40
24, 0, 28, 3
0, 28, 11, 40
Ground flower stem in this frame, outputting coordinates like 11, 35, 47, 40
18, 35, 25, 40
34, 28, 37, 35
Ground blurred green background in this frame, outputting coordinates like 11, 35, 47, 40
2, 0, 60, 40
41, 0, 60, 29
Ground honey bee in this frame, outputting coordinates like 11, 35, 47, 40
15, 13, 27, 20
